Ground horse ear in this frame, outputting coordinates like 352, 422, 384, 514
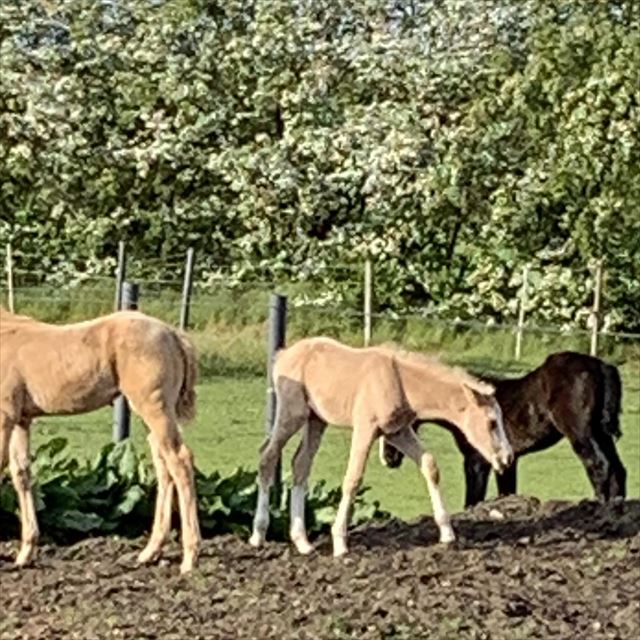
461, 384, 478, 405
462, 384, 493, 406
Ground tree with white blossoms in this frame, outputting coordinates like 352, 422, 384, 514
0, 0, 638, 330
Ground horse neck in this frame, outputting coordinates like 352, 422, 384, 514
399, 360, 466, 424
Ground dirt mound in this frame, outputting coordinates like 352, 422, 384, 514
2, 497, 639, 640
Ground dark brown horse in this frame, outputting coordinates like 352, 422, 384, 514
380, 352, 626, 507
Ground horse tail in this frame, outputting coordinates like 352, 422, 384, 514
600, 362, 622, 440
174, 330, 198, 424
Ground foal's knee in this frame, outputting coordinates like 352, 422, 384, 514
291, 444, 310, 487
341, 472, 362, 496
609, 464, 627, 500
12, 466, 30, 492
0, 439, 9, 470
421, 453, 440, 485
0, 417, 13, 469
258, 445, 279, 486
9, 455, 31, 491
178, 443, 195, 468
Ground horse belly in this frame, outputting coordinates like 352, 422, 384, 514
509, 403, 556, 454
308, 391, 352, 426
26, 366, 118, 416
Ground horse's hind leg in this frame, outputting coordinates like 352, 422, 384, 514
8, 422, 39, 566
594, 433, 626, 500
290, 415, 327, 554
0, 412, 10, 473
569, 436, 610, 501
138, 433, 175, 565
385, 426, 455, 544
141, 408, 200, 574
250, 379, 308, 548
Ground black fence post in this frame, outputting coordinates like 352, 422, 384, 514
179, 247, 195, 330
113, 281, 139, 442
114, 241, 127, 311
265, 293, 287, 505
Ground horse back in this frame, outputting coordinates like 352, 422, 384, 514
497, 351, 622, 454
0, 311, 185, 421
273, 337, 408, 428
541, 351, 622, 440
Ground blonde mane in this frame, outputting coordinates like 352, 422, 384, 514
0, 307, 43, 333
376, 342, 495, 396
0, 307, 35, 322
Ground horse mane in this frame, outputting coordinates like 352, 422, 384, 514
377, 343, 495, 396
0, 307, 38, 324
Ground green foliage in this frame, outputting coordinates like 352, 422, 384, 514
0, 0, 638, 330
0, 438, 389, 543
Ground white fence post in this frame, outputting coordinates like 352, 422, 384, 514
114, 241, 127, 312
514, 264, 529, 361
6, 242, 14, 313
179, 247, 195, 330
363, 258, 373, 346
590, 259, 603, 356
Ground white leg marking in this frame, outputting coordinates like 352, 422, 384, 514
250, 485, 270, 547
378, 437, 389, 467
330, 426, 375, 558
290, 485, 313, 554
422, 455, 455, 543
331, 495, 351, 557
387, 428, 456, 544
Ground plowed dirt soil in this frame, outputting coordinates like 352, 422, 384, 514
1, 496, 639, 640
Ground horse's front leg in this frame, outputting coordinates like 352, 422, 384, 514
331, 423, 376, 557
385, 426, 455, 544
495, 457, 517, 498
463, 452, 492, 508
9, 422, 39, 566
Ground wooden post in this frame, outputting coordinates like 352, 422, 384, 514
179, 247, 195, 330
590, 259, 603, 357
363, 258, 373, 347
114, 241, 127, 312
113, 281, 139, 442
514, 264, 529, 361
6, 243, 14, 313
265, 293, 287, 504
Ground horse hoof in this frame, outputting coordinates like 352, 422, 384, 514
439, 528, 456, 545
14, 557, 33, 568
293, 539, 314, 555
137, 547, 161, 565
249, 532, 264, 548
180, 560, 196, 575
14, 548, 35, 568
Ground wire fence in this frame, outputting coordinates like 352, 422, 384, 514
2, 243, 640, 385
1, 257, 638, 491
2, 271, 639, 377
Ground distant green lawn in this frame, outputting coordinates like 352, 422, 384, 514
30, 368, 640, 522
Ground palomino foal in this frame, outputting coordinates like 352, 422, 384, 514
0, 308, 201, 573
250, 337, 513, 557
381, 351, 626, 506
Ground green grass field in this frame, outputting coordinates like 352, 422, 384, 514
31, 367, 640, 522
5, 250, 639, 530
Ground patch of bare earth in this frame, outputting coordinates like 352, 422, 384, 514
1, 497, 639, 640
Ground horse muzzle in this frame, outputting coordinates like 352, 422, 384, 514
491, 449, 514, 474
379, 438, 404, 469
